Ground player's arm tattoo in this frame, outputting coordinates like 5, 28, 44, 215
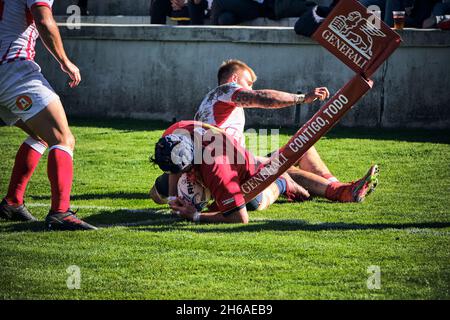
233, 89, 304, 109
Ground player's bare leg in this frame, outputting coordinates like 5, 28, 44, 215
14, 120, 46, 143
257, 149, 338, 184
25, 99, 97, 230
286, 166, 329, 197
25, 99, 75, 150
287, 165, 379, 203
295, 146, 338, 182
292, 147, 380, 199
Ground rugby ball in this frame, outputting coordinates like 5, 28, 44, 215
177, 173, 211, 211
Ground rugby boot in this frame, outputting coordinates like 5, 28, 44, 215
0, 198, 37, 222
45, 209, 97, 231
351, 164, 379, 202
326, 165, 379, 203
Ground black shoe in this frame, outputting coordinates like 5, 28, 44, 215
45, 209, 98, 231
0, 198, 38, 222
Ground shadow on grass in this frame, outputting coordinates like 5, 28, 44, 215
1, 215, 449, 234
83, 208, 178, 227
0, 221, 45, 233
31, 192, 150, 201
135, 219, 450, 233
0, 207, 177, 232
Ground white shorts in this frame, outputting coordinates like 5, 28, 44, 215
0, 60, 59, 126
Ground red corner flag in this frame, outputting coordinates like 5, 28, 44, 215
230, 0, 402, 212
238, 75, 373, 208
312, 0, 402, 78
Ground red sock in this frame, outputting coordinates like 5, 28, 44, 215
5, 142, 44, 206
325, 181, 352, 202
48, 146, 73, 213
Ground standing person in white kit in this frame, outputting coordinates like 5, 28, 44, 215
0, 0, 97, 230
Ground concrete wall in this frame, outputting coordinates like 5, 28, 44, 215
34, 25, 450, 129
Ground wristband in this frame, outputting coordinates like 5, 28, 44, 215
192, 211, 201, 222
167, 196, 177, 202
295, 94, 306, 104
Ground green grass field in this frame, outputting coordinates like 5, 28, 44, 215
0, 118, 449, 300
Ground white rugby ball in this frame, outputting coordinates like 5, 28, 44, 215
177, 173, 211, 211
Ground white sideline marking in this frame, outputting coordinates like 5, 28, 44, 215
97, 218, 174, 228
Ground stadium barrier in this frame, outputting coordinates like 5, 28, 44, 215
33, 22, 450, 129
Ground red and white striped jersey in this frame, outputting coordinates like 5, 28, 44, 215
194, 82, 246, 148
0, 0, 53, 65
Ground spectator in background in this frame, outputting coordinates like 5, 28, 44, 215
422, 0, 450, 29
293, 0, 339, 37
359, 0, 440, 28
151, 0, 209, 25
211, 0, 318, 25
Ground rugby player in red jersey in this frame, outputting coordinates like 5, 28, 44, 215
149, 60, 379, 207
153, 120, 311, 223
194, 59, 378, 189
152, 121, 378, 224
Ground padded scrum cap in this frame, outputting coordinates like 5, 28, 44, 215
154, 134, 194, 174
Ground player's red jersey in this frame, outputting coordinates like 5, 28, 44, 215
162, 120, 257, 213
162, 120, 211, 137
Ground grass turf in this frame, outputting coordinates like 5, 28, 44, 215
0, 118, 449, 300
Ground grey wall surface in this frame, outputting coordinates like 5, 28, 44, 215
35, 25, 450, 129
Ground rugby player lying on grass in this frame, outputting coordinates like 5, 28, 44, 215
150, 59, 379, 209
194, 59, 379, 196
151, 120, 378, 224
